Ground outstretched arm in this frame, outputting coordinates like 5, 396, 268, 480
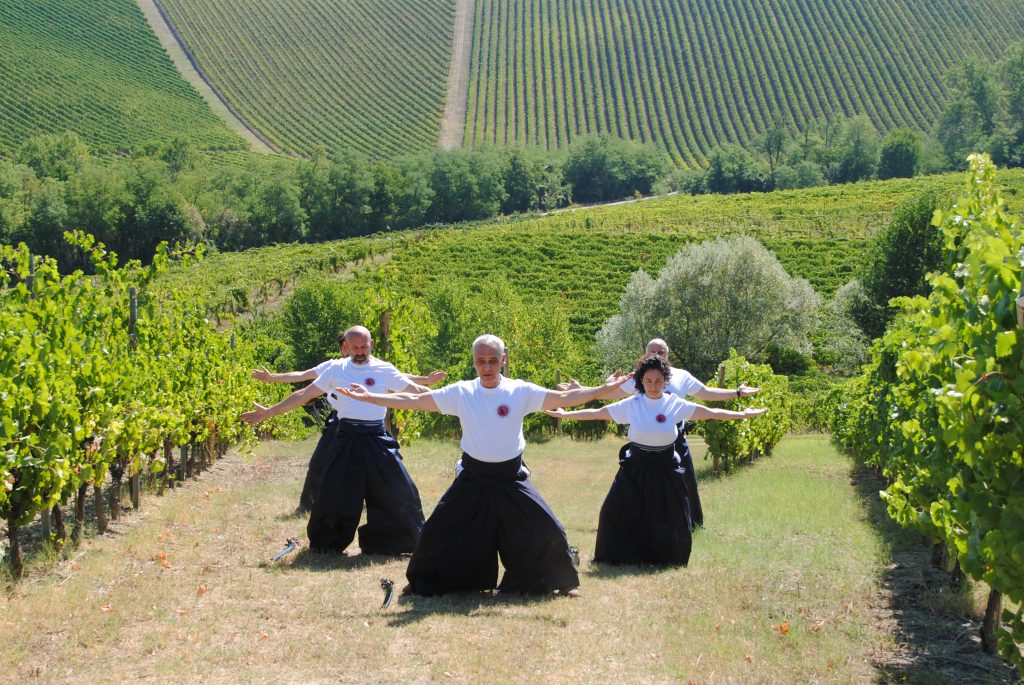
252, 366, 319, 383
690, 405, 767, 421
693, 383, 760, 402
544, 406, 613, 421
399, 381, 434, 395
242, 383, 325, 424
336, 384, 441, 413
541, 372, 632, 410
408, 370, 447, 387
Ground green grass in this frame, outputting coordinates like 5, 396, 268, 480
156, 0, 456, 157
0, 434, 914, 682
464, 0, 1024, 164
0, 0, 244, 153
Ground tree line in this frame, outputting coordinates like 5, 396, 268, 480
3, 43, 1021, 267
0, 133, 665, 267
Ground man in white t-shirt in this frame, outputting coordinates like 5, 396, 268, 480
337, 334, 632, 597
242, 326, 432, 555
252, 330, 446, 515
601, 338, 760, 528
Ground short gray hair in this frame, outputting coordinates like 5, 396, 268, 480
472, 334, 506, 357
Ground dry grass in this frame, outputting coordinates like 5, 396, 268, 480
0, 434, 985, 683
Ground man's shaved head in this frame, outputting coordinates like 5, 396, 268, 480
344, 326, 373, 363
645, 338, 670, 361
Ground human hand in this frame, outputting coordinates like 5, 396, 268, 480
251, 367, 274, 383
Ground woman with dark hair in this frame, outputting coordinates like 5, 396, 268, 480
547, 355, 766, 566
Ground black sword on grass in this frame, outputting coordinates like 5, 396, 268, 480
379, 578, 395, 609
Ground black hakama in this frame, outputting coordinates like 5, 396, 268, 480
297, 410, 339, 513
675, 423, 704, 529
593, 443, 693, 566
306, 419, 424, 554
405, 454, 579, 596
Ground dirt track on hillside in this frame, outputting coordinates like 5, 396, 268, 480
439, 0, 474, 149
135, 0, 278, 154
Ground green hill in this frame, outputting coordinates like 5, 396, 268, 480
151, 0, 1024, 163
0, 0, 244, 154
463, 0, 1024, 164
163, 168, 1024, 340
156, 0, 456, 157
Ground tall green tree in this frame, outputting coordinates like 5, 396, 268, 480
598, 236, 820, 380
877, 129, 922, 180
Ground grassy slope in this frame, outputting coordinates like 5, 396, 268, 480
0, 0, 243, 153
0, 435, 923, 683
164, 168, 1024, 342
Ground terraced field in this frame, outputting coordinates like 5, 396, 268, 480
156, 0, 456, 157
0, 0, 243, 153
463, 0, 1024, 164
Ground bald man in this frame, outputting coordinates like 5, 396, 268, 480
252, 331, 445, 516
339, 334, 632, 597
243, 326, 430, 555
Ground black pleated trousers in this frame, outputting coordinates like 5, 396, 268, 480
306, 419, 424, 554
405, 454, 579, 596
593, 443, 693, 566
297, 411, 339, 513
675, 422, 704, 529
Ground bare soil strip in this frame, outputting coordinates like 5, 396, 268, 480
134, 0, 279, 154
439, 0, 474, 149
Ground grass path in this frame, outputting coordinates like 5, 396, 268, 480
0, 435, 1010, 683
439, 0, 474, 149
135, 0, 278, 154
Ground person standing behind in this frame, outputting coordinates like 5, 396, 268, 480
601, 338, 759, 529
252, 331, 445, 515
548, 355, 766, 566
336, 334, 633, 596
243, 326, 430, 555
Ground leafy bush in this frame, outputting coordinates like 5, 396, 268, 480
700, 350, 791, 471
597, 236, 820, 381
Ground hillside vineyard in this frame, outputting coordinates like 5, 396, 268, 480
0, 0, 243, 152
147, 0, 1024, 163
156, 0, 456, 157
464, 0, 1024, 164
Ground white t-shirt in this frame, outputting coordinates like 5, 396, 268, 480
314, 358, 411, 384
313, 357, 411, 421
312, 359, 337, 376
618, 366, 705, 398
605, 392, 698, 447
431, 377, 549, 462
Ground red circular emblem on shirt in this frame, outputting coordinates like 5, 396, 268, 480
496, 405, 510, 417
656, 414, 667, 423
365, 378, 376, 387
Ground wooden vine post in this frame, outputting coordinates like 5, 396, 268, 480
379, 309, 394, 436
28, 255, 55, 543
128, 287, 141, 510
981, 588, 1003, 653
713, 363, 726, 476
554, 370, 563, 434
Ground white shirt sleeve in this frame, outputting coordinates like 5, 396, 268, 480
604, 397, 633, 425
431, 382, 463, 416
379, 363, 413, 392
519, 381, 550, 414
672, 369, 706, 397
669, 397, 699, 423
312, 359, 334, 376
